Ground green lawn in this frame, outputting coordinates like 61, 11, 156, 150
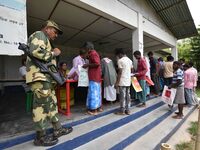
176, 141, 193, 150
175, 88, 200, 150
196, 87, 200, 97
188, 122, 198, 137
175, 122, 197, 150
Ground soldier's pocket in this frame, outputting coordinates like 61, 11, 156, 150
34, 89, 51, 104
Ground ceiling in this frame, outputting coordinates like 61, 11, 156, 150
26, 0, 169, 54
147, 0, 198, 39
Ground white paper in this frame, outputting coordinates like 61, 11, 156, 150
78, 65, 89, 87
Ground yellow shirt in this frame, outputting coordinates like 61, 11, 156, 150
163, 61, 173, 78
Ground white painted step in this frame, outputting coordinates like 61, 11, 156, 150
125, 107, 194, 150
75, 105, 169, 150
7, 98, 161, 150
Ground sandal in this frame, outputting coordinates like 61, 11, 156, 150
98, 108, 103, 112
174, 112, 184, 116
114, 111, 125, 115
85, 111, 98, 116
172, 115, 183, 119
136, 103, 146, 108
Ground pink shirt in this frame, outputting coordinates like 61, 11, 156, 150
184, 67, 198, 89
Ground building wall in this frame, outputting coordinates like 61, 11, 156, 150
1, 0, 178, 85
119, 0, 168, 31
0, 44, 115, 87
72, 0, 177, 46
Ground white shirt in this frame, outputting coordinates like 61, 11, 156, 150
144, 56, 151, 78
19, 66, 26, 79
68, 55, 88, 80
117, 56, 133, 86
19, 66, 31, 92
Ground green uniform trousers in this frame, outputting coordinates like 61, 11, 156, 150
30, 81, 59, 131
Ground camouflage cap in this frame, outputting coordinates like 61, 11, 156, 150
45, 20, 63, 35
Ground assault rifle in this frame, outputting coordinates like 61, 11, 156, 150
18, 43, 65, 85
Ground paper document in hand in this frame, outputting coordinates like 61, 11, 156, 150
78, 65, 89, 87
131, 77, 142, 92
145, 76, 154, 86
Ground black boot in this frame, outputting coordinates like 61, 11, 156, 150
34, 131, 58, 146
52, 122, 73, 138
53, 126, 73, 138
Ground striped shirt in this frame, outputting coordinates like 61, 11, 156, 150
172, 68, 184, 87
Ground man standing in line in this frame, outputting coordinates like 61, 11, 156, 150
134, 51, 148, 107
115, 48, 133, 115
68, 49, 88, 105
101, 57, 117, 102
163, 55, 174, 86
184, 62, 198, 106
26, 20, 72, 146
147, 51, 160, 95
82, 42, 102, 115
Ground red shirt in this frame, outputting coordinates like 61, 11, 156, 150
136, 57, 148, 80
88, 50, 101, 82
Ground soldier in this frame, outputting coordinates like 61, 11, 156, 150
26, 20, 73, 146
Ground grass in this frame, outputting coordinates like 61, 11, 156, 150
175, 118, 199, 149
175, 87, 200, 150
196, 87, 200, 97
175, 141, 193, 150
188, 121, 198, 136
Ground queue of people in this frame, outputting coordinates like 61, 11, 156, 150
20, 20, 199, 147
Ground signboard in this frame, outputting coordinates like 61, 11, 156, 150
0, 0, 27, 56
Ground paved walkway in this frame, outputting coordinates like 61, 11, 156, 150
0, 97, 196, 150
167, 108, 199, 150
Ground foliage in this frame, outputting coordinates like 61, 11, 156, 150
190, 28, 200, 71
175, 120, 198, 149
177, 27, 200, 71
196, 88, 200, 97
177, 38, 192, 62
187, 121, 198, 136
175, 141, 193, 150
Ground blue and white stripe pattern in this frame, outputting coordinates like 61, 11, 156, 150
172, 68, 184, 86
0, 96, 195, 150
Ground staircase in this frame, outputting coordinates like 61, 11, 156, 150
0, 97, 196, 150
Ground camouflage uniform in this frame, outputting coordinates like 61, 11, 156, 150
26, 31, 61, 132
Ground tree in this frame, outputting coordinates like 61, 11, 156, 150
177, 27, 200, 71
177, 38, 192, 62
190, 27, 200, 71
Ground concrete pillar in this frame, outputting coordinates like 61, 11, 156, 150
132, 13, 143, 68
171, 46, 178, 61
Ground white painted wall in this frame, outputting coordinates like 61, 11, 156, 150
69, 0, 177, 47
1, 0, 179, 86
0, 43, 116, 87
66, 0, 137, 29
118, 0, 168, 30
